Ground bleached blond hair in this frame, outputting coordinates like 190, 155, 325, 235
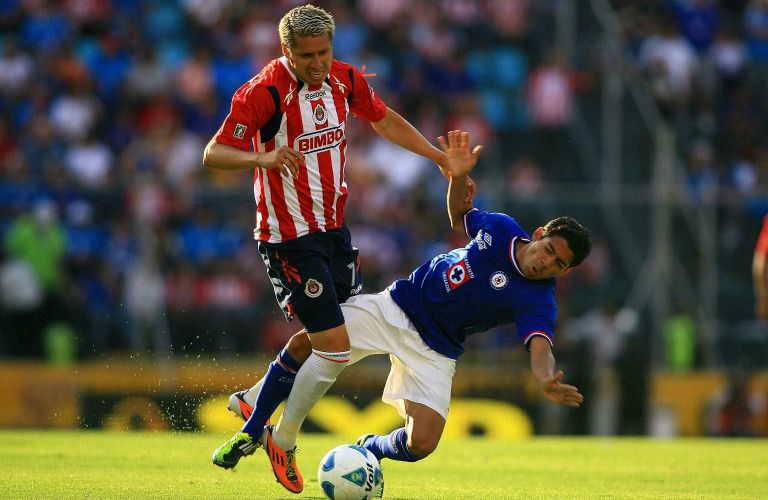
278, 4, 335, 49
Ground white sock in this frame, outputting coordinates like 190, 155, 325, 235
243, 379, 263, 406
272, 349, 350, 450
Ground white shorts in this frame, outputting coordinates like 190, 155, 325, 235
341, 292, 456, 420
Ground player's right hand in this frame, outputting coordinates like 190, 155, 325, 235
260, 146, 304, 179
541, 370, 584, 407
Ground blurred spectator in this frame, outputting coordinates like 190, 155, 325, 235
667, 0, 720, 54
20, 0, 73, 55
175, 46, 215, 108
0, 37, 34, 100
48, 79, 101, 141
64, 132, 115, 189
706, 370, 767, 437
663, 306, 697, 373
2, 199, 69, 357
681, 138, 719, 203
84, 34, 132, 107
0, 252, 43, 354
124, 47, 174, 103
19, 113, 66, 177
639, 15, 700, 119
567, 300, 637, 435
526, 49, 580, 173
123, 231, 169, 356
709, 24, 748, 97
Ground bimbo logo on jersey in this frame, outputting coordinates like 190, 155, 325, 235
295, 124, 345, 154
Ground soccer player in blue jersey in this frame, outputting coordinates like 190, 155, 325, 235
214, 130, 590, 491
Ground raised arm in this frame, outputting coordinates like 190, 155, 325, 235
436, 130, 483, 233
371, 107, 447, 176
528, 336, 583, 407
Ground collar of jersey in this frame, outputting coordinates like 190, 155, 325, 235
279, 56, 329, 90
509, 236, 530, 278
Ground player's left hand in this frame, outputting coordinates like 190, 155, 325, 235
541, 370, 584, 407
437, 130, 483, 178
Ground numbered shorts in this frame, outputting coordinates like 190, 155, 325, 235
341, 291, 456, 420
257, 226, 361, 333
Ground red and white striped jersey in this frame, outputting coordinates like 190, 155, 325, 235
214, 56, 387, 243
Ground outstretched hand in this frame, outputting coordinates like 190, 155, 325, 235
541, 370, 584, 407
436, 130, 483, 178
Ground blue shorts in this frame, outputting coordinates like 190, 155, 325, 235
257, 226, 362, 333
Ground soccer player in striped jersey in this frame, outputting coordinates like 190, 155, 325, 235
220, 130, 590, 494
206, 4, 449, 493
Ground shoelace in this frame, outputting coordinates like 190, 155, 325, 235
285, 448, 299, 481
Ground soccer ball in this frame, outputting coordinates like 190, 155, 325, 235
317, 444, 384, 500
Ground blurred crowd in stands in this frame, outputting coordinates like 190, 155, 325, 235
0, 0, 766, 395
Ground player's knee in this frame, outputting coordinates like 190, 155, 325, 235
307, 323, 350, 353
286, 330, 312, 363
407, 432, 439, 460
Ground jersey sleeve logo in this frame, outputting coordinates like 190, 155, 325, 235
474, 230, 493, 250
446, 261, 472, 290
284, 83, 296, 106
332, 75, 348, 94
233, 123, 247, 139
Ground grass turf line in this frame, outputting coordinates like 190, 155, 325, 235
0, 430, 766, 499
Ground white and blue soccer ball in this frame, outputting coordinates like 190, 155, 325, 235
317, 444, 384, 500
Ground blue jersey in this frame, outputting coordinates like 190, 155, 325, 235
389, 209, 557, 359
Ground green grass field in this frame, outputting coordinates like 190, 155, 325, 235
0, 431, 766, 499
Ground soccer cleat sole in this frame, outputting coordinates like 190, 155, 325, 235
228, 390, 254, 421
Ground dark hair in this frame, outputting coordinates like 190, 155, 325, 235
541, 216, 591, 268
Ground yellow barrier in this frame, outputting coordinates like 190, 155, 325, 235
5, 360, 764, 436
0, 359, 534, 438
651, 371, 768, 436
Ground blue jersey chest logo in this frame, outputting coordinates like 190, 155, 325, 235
444, 260, 473, 291
490, 271, 508, 290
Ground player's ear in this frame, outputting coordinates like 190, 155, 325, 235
532, 227, 545, 240
281, 43, 291, 59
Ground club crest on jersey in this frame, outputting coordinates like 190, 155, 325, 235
295, 124, 345, 154
312, 103, 328, 125
445, 260, 473, 291
304, 278, 323, 298
490, 271, 508, 290
233, 123, 247, 139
